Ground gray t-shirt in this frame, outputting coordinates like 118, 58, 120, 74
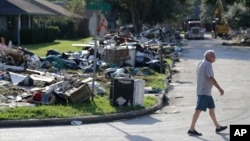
196, 59, 214, 96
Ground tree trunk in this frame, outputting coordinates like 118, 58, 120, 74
127, 0, 141, 34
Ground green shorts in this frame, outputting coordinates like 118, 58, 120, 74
196, 95, 215, 111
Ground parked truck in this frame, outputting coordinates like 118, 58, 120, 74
184, 20, 205, 40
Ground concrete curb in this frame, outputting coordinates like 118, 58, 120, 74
0, 94, 166, 128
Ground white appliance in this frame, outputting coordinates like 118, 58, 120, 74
133, 79, 145, 106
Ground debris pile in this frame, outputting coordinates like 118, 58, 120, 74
222, 28, 250, 47
0, 26, 183, 108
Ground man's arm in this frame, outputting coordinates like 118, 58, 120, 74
208, 76, 224, 95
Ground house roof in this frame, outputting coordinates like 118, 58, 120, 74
0, 0, 82, 18
31, 0, 82, 18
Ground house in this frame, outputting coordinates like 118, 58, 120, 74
0, 0, 82, 45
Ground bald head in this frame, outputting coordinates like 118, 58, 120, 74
204, 50, 214, 57
204, 50, 216, 62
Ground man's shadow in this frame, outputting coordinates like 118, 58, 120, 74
188, 132, 229, 141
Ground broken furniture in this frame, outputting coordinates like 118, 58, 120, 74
63, 82, 93, 104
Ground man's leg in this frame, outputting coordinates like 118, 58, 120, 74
208, 108, 220, 128
188, 110, 202, 136
190, 110, 202, 130
209, 108, 228, 133
188, 95, 205, 136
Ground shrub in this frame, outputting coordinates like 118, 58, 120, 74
0, 30, 13, 44
20, 26, 59, 44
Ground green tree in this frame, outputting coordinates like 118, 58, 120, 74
200, 0, 250, 30
204, 0, 250, 10
225, 3, 250, 29
48, 0, 85, 15
141, 0, 189, 25
110, 0, 141, 34
200, 1, 214, 23
49, 0, 195, 34
46, 0, 87, 38
68, 0, 86, 15
112, 0, 192, 34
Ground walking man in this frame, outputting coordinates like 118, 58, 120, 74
188, 50, 227, 136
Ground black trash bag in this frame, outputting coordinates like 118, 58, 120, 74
46, 49, 61, 56
60, 59, 79, 70
40, 61, 52, 69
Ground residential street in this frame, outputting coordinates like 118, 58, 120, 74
1, 35, 250, 141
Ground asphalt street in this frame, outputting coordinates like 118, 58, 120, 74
1, 36, 250, 141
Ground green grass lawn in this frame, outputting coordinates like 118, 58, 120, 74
0, 37, 170, 120
0, 94, 158, 120
24, 37, 93, 57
